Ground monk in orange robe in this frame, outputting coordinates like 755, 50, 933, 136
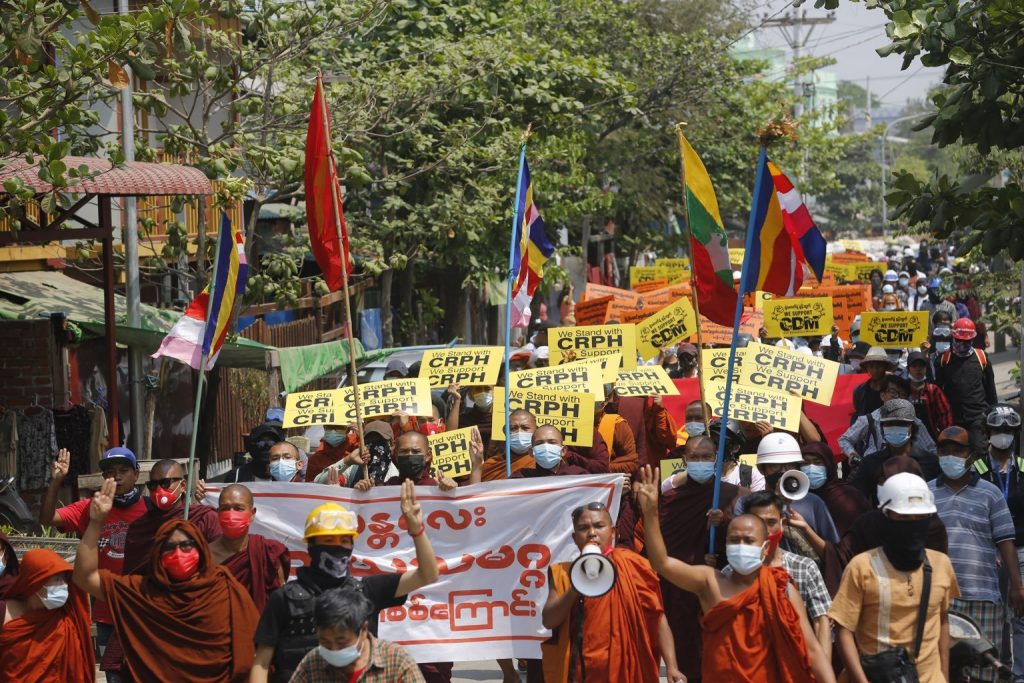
0, 549, 94, 682
636, 465, 836, 683
477, 408, 538, 481
210, 484, 290, 612
541, 501, 684, 683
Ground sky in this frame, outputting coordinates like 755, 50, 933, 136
749, 0, 945, 112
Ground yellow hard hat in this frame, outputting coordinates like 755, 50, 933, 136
304, 503, 359, 541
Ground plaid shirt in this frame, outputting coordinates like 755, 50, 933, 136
290, 635, 425, 683
914, 382, 954, 440
781, 550, 832, 620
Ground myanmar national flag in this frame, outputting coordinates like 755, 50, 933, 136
678, 131, 737, 326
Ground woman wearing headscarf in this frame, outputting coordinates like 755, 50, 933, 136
74, 478, 260, 682
0, 548, 94, 682
800, 442, 871, 537
819, 455, 947, 595
0, 530, 19, 597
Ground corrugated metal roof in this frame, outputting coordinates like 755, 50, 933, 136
0, 156, 213, 196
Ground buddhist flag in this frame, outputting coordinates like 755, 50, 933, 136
509, 156, 554, 328
304, 77, 352, 291
742, 150, 827, 296
152, 213, 249, 370
678, 131, 737, 326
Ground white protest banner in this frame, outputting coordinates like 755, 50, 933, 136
203, 477, 623, 662
491, 386, 596, 447
738, 342, 840, 406
550, 324, 638, 371
510, 359, 605, 398
614, 366, 680, 396
428, 427, 476, 479
421, 347, 504, 388
706, 380, 803, 431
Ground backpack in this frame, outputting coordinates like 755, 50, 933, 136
940, 348, 987, 370
740, 463, 752, 488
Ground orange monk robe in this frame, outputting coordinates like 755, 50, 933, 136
618, 397, 678, 467
481, 452, 535, 481
700, 566, 816, 683
0, 549, 94, 683
221, 534, 290, 612
542, 548, 664, 683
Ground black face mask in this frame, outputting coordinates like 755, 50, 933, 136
765, 472, 784, 491
396, 455, 426, 482
113, 485, 142, 508
879, 516, 931, 571
309, 545, 353, 581
250, 438, 277, 465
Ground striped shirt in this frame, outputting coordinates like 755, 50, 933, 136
930, 475, 1016, 602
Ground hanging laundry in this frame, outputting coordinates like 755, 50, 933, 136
17, 407, 57, 490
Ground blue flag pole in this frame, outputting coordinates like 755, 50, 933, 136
504, 143, 528, 478
709, 146, 769, 550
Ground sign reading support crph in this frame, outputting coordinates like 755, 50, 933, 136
614, 366, 681, 396
203, 477, 623, 663
550, 324, 637, 370
491, 386, 595, 447
700, 348, 747, 384
860, 311, 929, 348
763, 296, 833, 338
706, 380, 803, 431
428, 427, 477, 479
510, 359, 605, 398
420, 347, 504, 388
738, 342, 840, 406
282, 379, 434, 427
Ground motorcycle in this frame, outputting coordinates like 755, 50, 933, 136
0, 475, 34, 532
949, 610, 1018, 682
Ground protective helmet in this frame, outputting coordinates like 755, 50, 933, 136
756, 432, 803, 465
884, 270, 898, 282
987, 404, 1022, 429
304, 502, 359, 541
878, 472, 936, 515
951, 318, 977, 341
927, 277, 941, 289
881, 284, 895, 294
709, 417, 748, 454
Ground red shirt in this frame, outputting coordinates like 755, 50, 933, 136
58, 496, 147, 623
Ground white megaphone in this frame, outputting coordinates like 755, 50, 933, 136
569, 543, 617, 597
779, 469, 810, 502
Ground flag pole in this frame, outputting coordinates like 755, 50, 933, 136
184, 219, 226, 519
318, 70, 368, 481
674, 124, 712, 435
709, 145, 769, 550
504, 126, 531, 478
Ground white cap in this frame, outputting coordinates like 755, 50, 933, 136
884, 269, 898, 282
882, 284, 894, 294
904, 247, 915, 257
756, 432, 803, 465
877, 473, 936, 515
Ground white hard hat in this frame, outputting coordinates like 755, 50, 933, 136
884, 270, 898, 282
903, 247, 915, 257
877, 472, 936, 515
756, 432, 803, 465
882, 284, 894, 294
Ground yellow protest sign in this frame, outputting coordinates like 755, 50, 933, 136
420, 346, 503, 387
428, 427, 476, 479
763, 296, 833, 338
700, 347, 746, 384
635, 297, 697, 360
282, 390, 343, 428
551, 324, 637, 370
729, 248, 745, 266
860, 311, 929, 348
655, 258, 691, 284
739, 342, 840, 406
840, 239, 864, 252
844, 261, 887, 283
491, 387, 595, 447
660, 458, 686, 476
706, 381, 803, 432
614, 366, 681, 396
753, 291, 773, 310
510, 358, 605, 398
629, 265, 660, 288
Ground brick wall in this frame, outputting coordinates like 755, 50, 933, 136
0, 319, 58, 409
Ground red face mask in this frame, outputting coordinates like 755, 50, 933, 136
767, 529, 784, 554
419, 422, 444, 436
218, 510, 253, 540
161, 547, 200, 581
152, 486, 180, 511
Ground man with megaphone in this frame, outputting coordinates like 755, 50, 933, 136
540, 500, 685, 682
636, 465, 836, 683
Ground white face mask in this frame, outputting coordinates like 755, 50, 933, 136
726, 542, 766, 575
990, 433, 1015, 451
39, 582, 69, 610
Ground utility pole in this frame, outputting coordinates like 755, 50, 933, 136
119, 0, 144, 455
865, 76, 872, 128
763, 10, 836, 118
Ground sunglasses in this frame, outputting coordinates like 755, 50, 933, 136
146, 477, 184, 491
571, 501, 608, 521
161, 539, 197, 553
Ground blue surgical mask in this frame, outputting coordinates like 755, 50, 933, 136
883, 426, 912, 448
0, 556, 6, 575
686, 461, 715, 484
39, 582, 69, 610
318, 637, 362, 668
800, 465, 827, 490
899, 277, 909, 287
510, 431, 533, 455
726, 543, 766, 576
533, 443, 563, 470
939, 455, 968, 480
322, 431, 346, 447
270, 458, 298, 481
684, 422, 705, 437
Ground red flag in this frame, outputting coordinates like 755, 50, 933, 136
304, 77, 352, 290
